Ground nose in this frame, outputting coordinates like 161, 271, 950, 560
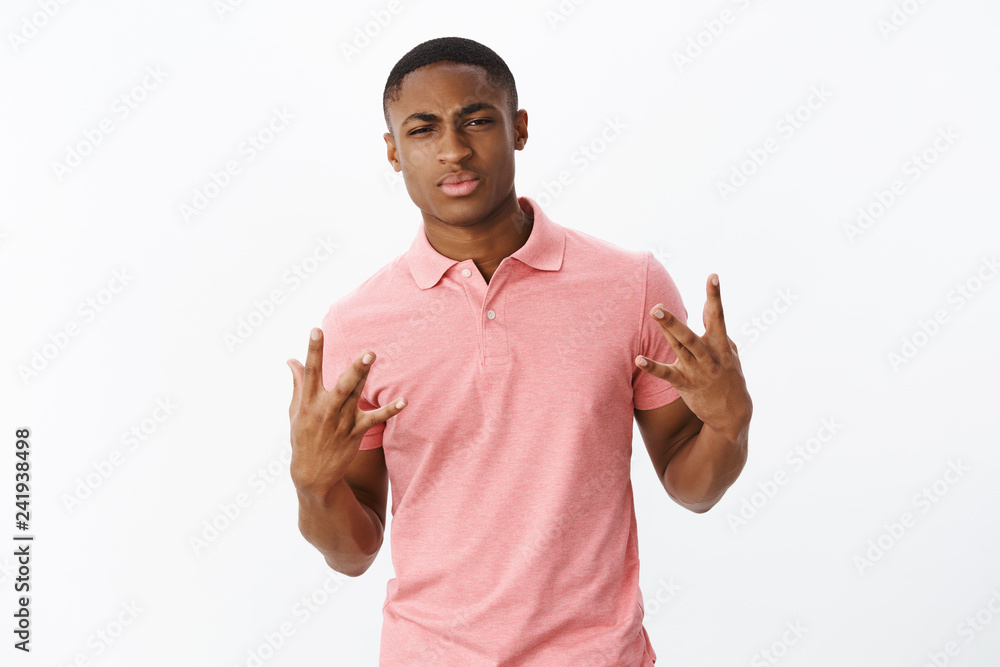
437, 124, 473, 164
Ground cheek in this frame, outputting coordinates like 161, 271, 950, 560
401, 146, 434, 175
494, 151, 516, 179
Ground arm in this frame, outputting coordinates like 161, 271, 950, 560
666, 420, 748, 512
297, 474, 384, 577
286, 327, 401, 577
636, 397, 749, 512
296, 445, 389, 577
634, 273, 752, 513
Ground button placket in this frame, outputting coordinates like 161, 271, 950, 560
481, 267, 511, 364
457, 261, 487, 366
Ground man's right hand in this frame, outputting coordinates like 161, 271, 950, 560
286, 327, 406, 502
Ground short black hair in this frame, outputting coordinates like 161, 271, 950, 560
383, 36, 518, 136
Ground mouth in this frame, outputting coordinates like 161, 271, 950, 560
438, 177, 480, 197
437, 170, 481, 197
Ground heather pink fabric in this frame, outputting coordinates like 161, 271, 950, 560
320, 195, 687, 666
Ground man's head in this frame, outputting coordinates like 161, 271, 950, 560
383, 37, 518, 139
382, 37, 528, 228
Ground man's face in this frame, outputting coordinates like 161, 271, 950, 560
384, 61, 527, 228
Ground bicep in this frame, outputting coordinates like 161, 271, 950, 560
342, 446, 389, 534
634, 396, 703, 482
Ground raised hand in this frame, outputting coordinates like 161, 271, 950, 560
286, 327, 406, 499
635, 274, 752, 439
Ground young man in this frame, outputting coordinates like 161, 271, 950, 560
286, 36, 752, 666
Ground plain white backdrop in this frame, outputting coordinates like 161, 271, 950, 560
2, 1, 999, 665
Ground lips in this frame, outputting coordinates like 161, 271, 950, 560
438, 170, 479, 185
438, 171, 481, 197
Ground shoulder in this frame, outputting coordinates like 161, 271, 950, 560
326, 254, 406, 323
344, 252, 406, 300
561, 223, 650, 282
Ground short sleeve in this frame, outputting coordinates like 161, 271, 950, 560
632, 252, 688, 411
320, 305, 385, 450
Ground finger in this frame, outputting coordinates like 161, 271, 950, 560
341, 349, 376, 415
302, 328, 325, 403
651, 303, 706, 362
635, 354, 688, 388
651, 307, 694, 365
287, 358, 303, 418
356, 394, 408, 433
704, 273, 730, 346
332, 348, 376, 414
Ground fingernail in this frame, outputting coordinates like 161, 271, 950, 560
362, 353, 373, 364
712, 275, 719, 286
396, 399, 406, 409
636, 356, 648, 367
653, 308, 664, 319
310, 328, 320, 340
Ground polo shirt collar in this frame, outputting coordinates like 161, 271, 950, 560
406, 195, 565, 290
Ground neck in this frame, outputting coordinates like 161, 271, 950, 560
422, 194, 534, 282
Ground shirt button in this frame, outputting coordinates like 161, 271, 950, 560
487, 310, 496, 320
461, 268, 471, 277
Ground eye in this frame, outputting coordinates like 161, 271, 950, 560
408, 118, 492, 136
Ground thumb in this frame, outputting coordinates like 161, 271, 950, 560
287, 359, 302, 410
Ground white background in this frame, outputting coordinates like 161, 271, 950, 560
2, 1, 999, 665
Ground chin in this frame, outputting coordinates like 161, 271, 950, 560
429, 199, 492, 225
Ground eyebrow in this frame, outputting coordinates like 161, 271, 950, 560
401, 102, 498, 128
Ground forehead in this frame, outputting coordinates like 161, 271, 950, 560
390, 61, 508, 123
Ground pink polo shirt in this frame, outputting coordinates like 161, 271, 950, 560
320, 195, 687, 666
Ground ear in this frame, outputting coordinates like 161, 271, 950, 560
514, 109, 528, 150
384, 132, 401, 171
